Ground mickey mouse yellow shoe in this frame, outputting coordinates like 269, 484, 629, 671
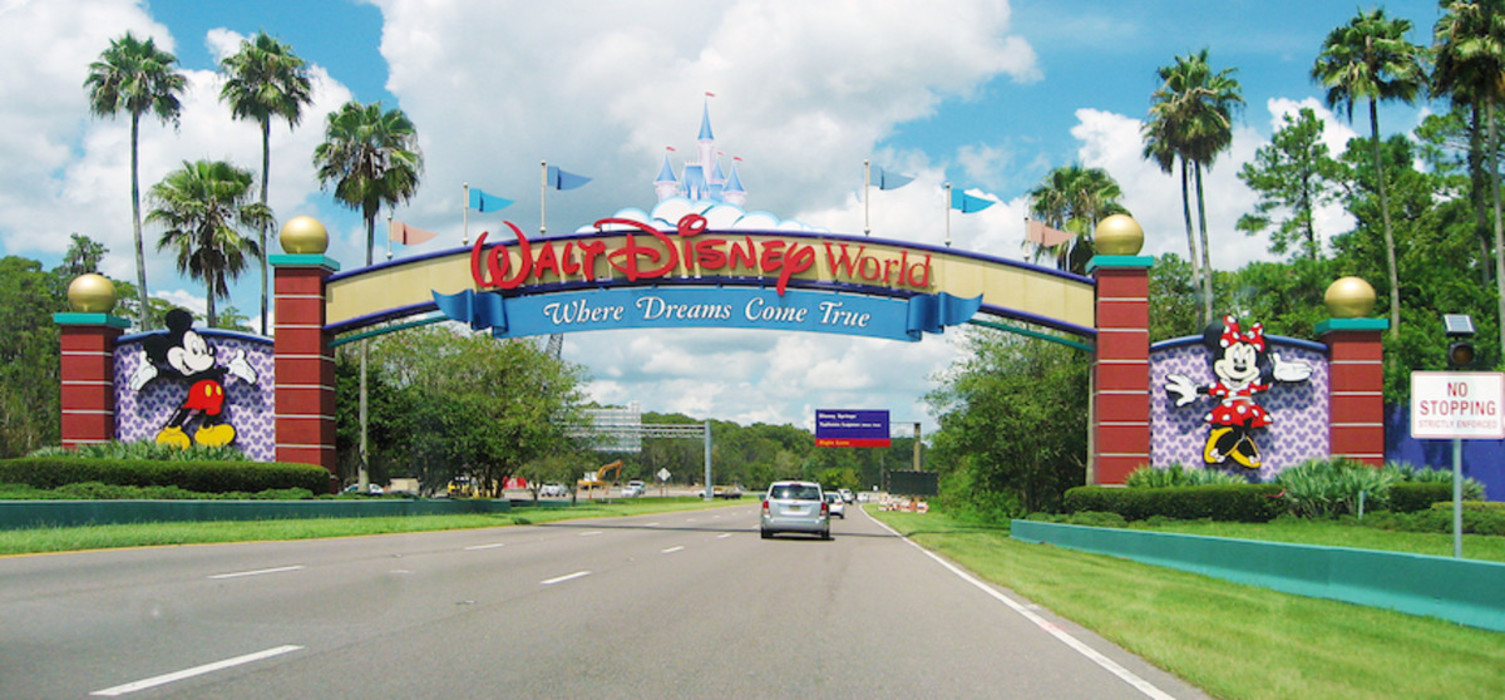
155, 426, 190, 449
195, 423, 236, 447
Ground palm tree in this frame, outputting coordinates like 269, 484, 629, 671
313, 100, 422, 492
220, 31, 313, 336
1435, 0, 1505, 356
1027, 165, 1128, 274
147, 160, 270, 327
1143, 49, 1243, 323
1314, 9, 1426, 338
1142, 81, 1202, 317
313, 101, 423, 265
84, 32, 185, 328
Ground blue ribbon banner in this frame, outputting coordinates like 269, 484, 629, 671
433, 287, 980, 342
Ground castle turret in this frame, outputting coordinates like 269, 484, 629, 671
654, 152, 681, 202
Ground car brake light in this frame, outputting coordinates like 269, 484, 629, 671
821, 501, 829, 516
761, 500, 770, 515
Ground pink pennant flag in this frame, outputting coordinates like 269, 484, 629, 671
705, 91, 715, 97
1026, 219, 1074, 247
390, 220, 437, 246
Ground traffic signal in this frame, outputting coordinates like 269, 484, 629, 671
1447, 339, 1476, 369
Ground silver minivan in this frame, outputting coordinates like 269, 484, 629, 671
761, 480, 830, 540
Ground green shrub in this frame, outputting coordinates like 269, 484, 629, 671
1361, 504, 1505, 536
1387, 461, 1486, 501
1388, 483, 1453, 513
1065, 510, 1128, 528
1063, 484, 1285, 522
1125, 464, 1248, 488
1276, 458, 1397, 518
28, 441, 250, 462
0, 457, 330, 494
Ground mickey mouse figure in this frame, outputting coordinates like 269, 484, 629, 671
1165, 315, 1312, 469
128, 308, 258, 448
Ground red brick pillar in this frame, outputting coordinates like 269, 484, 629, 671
54, 313, 130, 448
1088, 255, 1153, 485
271, 254, 339, 475
1318, 318, 1388, 466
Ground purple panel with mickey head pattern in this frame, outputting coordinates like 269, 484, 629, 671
114, 329, 276, 462
1151, 334, 1329, 482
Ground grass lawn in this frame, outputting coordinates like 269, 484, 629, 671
0, 496, 746, 556
869, 508, 1505, 700
1127, 517, 1505, 563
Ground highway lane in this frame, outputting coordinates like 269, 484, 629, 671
0, 504, 1207, 698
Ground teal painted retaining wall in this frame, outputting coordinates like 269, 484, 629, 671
0, 499, 512, 530
1011, 519, 1505, 633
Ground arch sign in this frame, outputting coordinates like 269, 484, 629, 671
323, 213, 1097, 342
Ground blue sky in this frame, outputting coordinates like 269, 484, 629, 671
1, 0, 1444, 433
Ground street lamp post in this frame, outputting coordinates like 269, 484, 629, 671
1444, 313, 1475, 558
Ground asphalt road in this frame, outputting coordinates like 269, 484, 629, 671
0, 504, 1208, 699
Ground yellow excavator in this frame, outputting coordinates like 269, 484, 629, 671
576, 459, 623, 499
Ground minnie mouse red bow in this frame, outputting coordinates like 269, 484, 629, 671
1219, 315, 1265, 351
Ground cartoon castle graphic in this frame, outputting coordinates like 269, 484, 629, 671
653, 101, 747, 207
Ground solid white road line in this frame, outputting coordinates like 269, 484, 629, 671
661, 546, 685, 554
716, 533, 734, 539
541, 571, 592, 585
206, 565, 305, 580
580, 531, 603, 537
90, 645, 303, 696
463, 543, 506, 550
645, 522, 661, 527
867, 515, 1177, 700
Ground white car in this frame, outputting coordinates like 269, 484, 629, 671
539, 482, 570, 498
824, 491, 846, 518
622, 480, 646, 497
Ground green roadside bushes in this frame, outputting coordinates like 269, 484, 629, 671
0, 457, 330, 495
1063, 484, 1287, 522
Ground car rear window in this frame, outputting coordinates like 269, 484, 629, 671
769, 485, 820, 500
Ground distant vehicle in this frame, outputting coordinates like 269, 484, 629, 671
539, 482, 570, 498
824, 491, 846, 518
342, 483, 383, 495
761, 480, 830, 540
699, 485, 744, 499
622, 480, 646, 497
839, 488, 856, 504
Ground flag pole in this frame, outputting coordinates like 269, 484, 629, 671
386, 214, 394, 260
945, 182, 952, 248
864, 159, 871, 237
540, 160, 548, 235
462, 182, 470, 246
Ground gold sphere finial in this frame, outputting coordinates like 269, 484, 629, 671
1325, 276, 1377, 318
279, 216, 329, 254
67, 273, 116, 313
1095, 214, 1144, 256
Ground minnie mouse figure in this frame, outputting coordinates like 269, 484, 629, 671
127, 309, 258, 448
1165, 315, 1311, 469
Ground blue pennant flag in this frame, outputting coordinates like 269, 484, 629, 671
468, 188, 514, 213
546, 165, 592, 191
905, 293, 983, 339
873, 166, 914, 191
950, 188, 996, 214
433, 289, 508, 333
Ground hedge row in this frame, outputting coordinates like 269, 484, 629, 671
1063, 484, 1287, 522
1388, 482, 1454, 513
0, 458, 331, 494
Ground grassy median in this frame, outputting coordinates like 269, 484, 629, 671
868, 508, 1505, 700
0, 496, 748, 556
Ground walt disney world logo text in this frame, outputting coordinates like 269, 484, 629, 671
469, 214, 933, 296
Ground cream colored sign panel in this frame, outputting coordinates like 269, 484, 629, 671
325, 230, 1094, 333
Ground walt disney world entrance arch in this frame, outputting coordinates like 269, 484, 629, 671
57, 212, 1389, 485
